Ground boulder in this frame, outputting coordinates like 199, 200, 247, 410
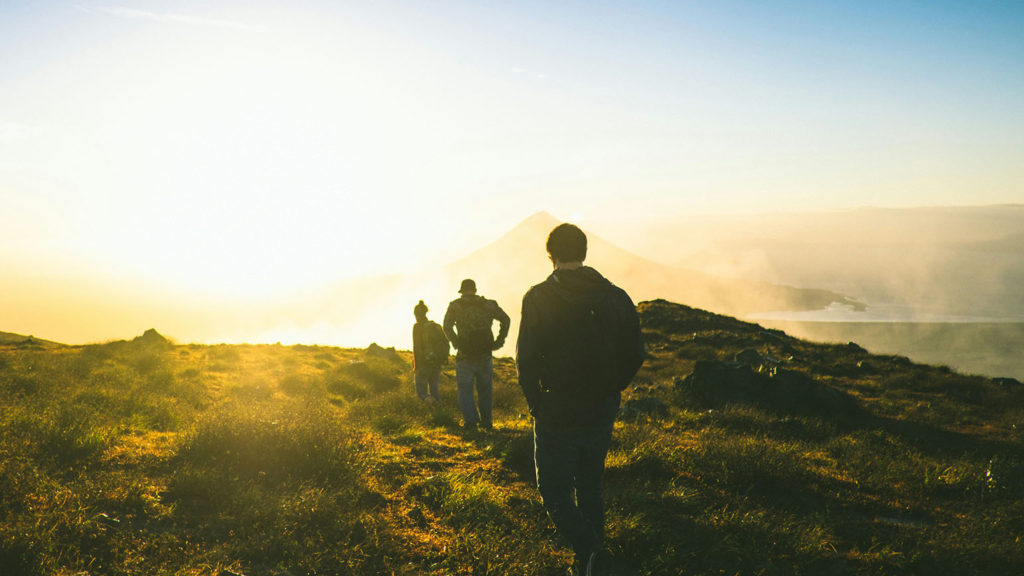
734, 348, 763, 366
677, 360, 861, 419
733, 348, 781, 372
620, 397, 670, 420
366, 342, 403, 364
132, 328, 171, 348
846, 342, 868, 354
677, 360, 758, 405
767, 369, 860, 416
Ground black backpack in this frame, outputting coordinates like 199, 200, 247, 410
542, 286, 643, 402
456, 298, 495, 356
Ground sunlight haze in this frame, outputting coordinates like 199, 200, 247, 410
2, 1, 1023, 346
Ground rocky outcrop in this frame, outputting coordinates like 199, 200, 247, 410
675, 360, 862, 419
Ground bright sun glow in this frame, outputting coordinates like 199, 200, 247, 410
24, 10, 468, 298
2, 2, 1023, 344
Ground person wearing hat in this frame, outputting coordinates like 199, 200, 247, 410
412, 300, 448, 403
442, 278, 510, 431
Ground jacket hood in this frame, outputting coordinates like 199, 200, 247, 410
545, 266, 615, 305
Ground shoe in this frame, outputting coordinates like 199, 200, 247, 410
586, 548, 612, 576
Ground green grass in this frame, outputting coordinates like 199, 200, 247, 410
2, 302, 1023, 575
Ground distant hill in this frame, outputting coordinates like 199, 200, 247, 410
0, 330, 61, 348
0, 331, 29, 345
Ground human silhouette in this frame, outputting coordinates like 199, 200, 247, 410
412, 300, 448, 403
516, 223, 645, 575
442, 279, 510, 431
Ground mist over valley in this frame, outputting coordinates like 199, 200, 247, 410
3, 206, 1022, 380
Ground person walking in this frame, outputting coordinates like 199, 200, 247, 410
412, 300, 448, 403
516, 223, 645, 576
443, 279, 510, 431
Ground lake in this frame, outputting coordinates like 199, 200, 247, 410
751, 318, 1024, 381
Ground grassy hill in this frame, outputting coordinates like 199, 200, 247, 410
0, 331, 61, 348
1, 301, 1022, 575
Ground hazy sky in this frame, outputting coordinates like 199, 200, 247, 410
2, 0, 1023, 300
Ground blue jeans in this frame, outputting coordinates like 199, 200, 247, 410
415, 367, 440, 400
455, 356, 493, 427
534, 420, 615, 560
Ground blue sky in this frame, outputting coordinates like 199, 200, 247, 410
1, 1, 1022, 299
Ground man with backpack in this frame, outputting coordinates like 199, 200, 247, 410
516, 223, 645, 576
412, 300, 449, 403
443, 279, 510, 431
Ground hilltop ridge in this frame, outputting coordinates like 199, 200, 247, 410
0, 330, 61, 348
1, 298, 1022, 574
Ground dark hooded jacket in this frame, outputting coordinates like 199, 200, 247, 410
516, 266, 644, 427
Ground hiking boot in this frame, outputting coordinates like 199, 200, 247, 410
586, 548, 612, 576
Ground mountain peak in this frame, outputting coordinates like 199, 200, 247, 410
516, 211, 562, 231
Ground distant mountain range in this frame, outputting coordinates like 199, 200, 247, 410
442, 210, 860, 314
305, 211, 862, 354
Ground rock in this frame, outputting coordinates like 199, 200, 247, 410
678, 360, 758, 405
733, 348, 781, 373
133, 328, 171, 347
677, 360, 861, 419
768, 369, 858, 415
890, 355, 912, 366
734, 348, 763, 366
759, 329, 787, 342
620, 397, 670, 420
846, 342, 868, 354
366, 342, 402, 363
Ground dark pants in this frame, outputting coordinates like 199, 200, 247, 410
415, 367, 441, 400
534, 419, 615, 560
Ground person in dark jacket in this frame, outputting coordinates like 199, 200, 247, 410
517, 223, 644, 576
412, 300, 448, 403
443, 279, 510, 431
